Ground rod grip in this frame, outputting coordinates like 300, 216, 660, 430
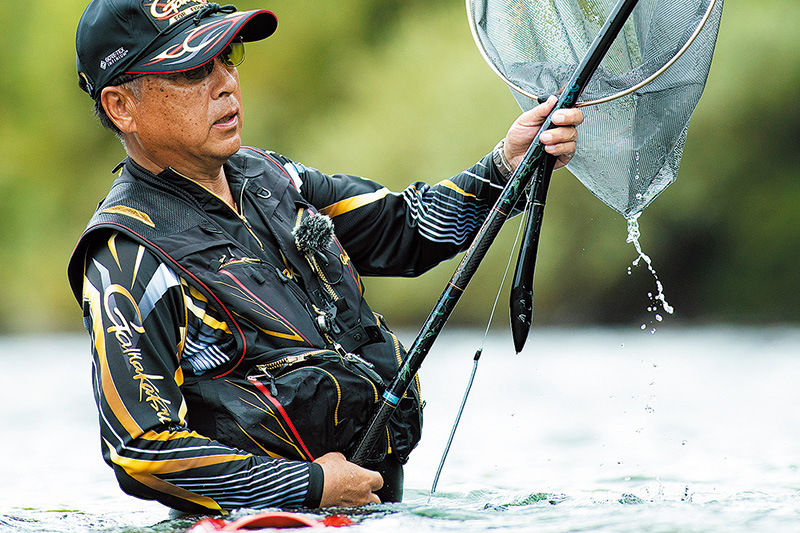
510, 153, 556, 353
351, 398, 396, 465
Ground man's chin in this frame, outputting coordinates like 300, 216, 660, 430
217, 138, 242, 161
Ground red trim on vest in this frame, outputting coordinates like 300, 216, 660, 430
248, 377, 315, 461
85, 222, 248, 378
242, 147, 298, 190
220, 270, 314, 347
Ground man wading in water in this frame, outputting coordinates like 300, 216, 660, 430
68, 0, 583, 514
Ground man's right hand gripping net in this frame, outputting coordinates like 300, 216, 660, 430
468, 0, 723, 217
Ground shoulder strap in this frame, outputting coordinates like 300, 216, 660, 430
67, 173, 208, 301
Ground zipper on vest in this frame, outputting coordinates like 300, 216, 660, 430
217, 256, 263, 270
165, 166, 265, 251
237, 179, 265, 251
312, 304, 346, 354
342, 352, 384, 387
314, 264, 341, 304
252, 349, 333, 374
248, 368, 278, 395
238, 215, 264, 250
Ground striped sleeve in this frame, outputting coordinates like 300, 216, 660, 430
80, 232, 322, 513
288, 153, 509, 277
179, 279, 236, 375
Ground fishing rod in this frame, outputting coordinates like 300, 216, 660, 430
351, 0, 642, 466
509, 151, 557, 353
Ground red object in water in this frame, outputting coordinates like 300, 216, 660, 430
318, 515, 354, 527
186, 512, 353, 531
186, 518, 228, 532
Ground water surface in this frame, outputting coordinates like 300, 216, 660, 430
1, 328, 798, 531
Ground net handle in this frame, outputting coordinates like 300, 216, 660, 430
466, 0, 719, 108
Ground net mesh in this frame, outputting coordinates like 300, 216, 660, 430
469, 0, 723, 216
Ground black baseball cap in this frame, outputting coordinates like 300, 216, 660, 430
76, 1, 277, 99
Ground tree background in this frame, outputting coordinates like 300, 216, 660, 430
0, 0, 797, 334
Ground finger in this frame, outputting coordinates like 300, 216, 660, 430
520, 98, 584, 129
370, 470, 384, 491
546, 141, 577, 169
539, 126, 578, 146
533, 95, 558, 118
545, 140, 577, 156
517, 95, 558, 127
551, 108, 585, 127
369, 493, 381, 504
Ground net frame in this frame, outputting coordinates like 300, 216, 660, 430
467, 0, 719, 108
466, 0, 723, 216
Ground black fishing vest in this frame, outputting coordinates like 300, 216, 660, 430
68, 149, 421, 464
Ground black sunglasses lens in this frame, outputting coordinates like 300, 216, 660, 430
220, 39, 245, 67
181, 61, 215, 82
170, 38, 244, 83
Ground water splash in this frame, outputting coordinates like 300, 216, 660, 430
625, 214, 674, 329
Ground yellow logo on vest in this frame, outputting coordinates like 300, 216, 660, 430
103, 205, 156, 228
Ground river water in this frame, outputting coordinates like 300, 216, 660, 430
1, 327, 798, 532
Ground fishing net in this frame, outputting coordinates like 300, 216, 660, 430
468, 0, 723, 217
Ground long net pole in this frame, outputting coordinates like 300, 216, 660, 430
351, 0, 641, 466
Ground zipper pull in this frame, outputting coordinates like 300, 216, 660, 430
212, 254, 228, 271
249, 366, 279, 395
287, 353, 310, 365
344, 353, 385, 386
332, 341, 348, 358
275, 267, 291, 283
345, 353, 375, 369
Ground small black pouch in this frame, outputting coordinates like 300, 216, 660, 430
184, 347, 420, 464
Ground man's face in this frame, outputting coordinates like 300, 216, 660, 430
128, 56, 244, 175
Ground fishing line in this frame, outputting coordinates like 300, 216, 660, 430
429, 195, 531, 496
352, 0, 722, 470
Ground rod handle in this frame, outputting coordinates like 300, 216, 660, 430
510, 153, 556, 353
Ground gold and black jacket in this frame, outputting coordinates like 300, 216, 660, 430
68, 147, 509, 513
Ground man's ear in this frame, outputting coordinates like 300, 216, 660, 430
101, 85, 138, 134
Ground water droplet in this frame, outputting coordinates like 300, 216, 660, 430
625, 214, 674, 323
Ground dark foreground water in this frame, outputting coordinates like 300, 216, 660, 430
1, 327, 798, 532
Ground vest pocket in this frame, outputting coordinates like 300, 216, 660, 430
187, 347, 387, 462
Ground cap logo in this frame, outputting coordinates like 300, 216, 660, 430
147, 0, 208, 25
141, 12, 247, 69
100, 47, 129, 70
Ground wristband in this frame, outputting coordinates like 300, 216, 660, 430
492, 138, 513, 178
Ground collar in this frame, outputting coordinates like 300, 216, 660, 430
117, 149, 290, 220
119, 155, 247, 213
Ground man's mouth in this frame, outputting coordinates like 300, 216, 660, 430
214, 111, 238, 127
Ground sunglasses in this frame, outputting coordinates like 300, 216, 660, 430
169, 37, 245, 83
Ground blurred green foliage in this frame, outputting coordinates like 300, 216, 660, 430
0, 0, 797, 334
